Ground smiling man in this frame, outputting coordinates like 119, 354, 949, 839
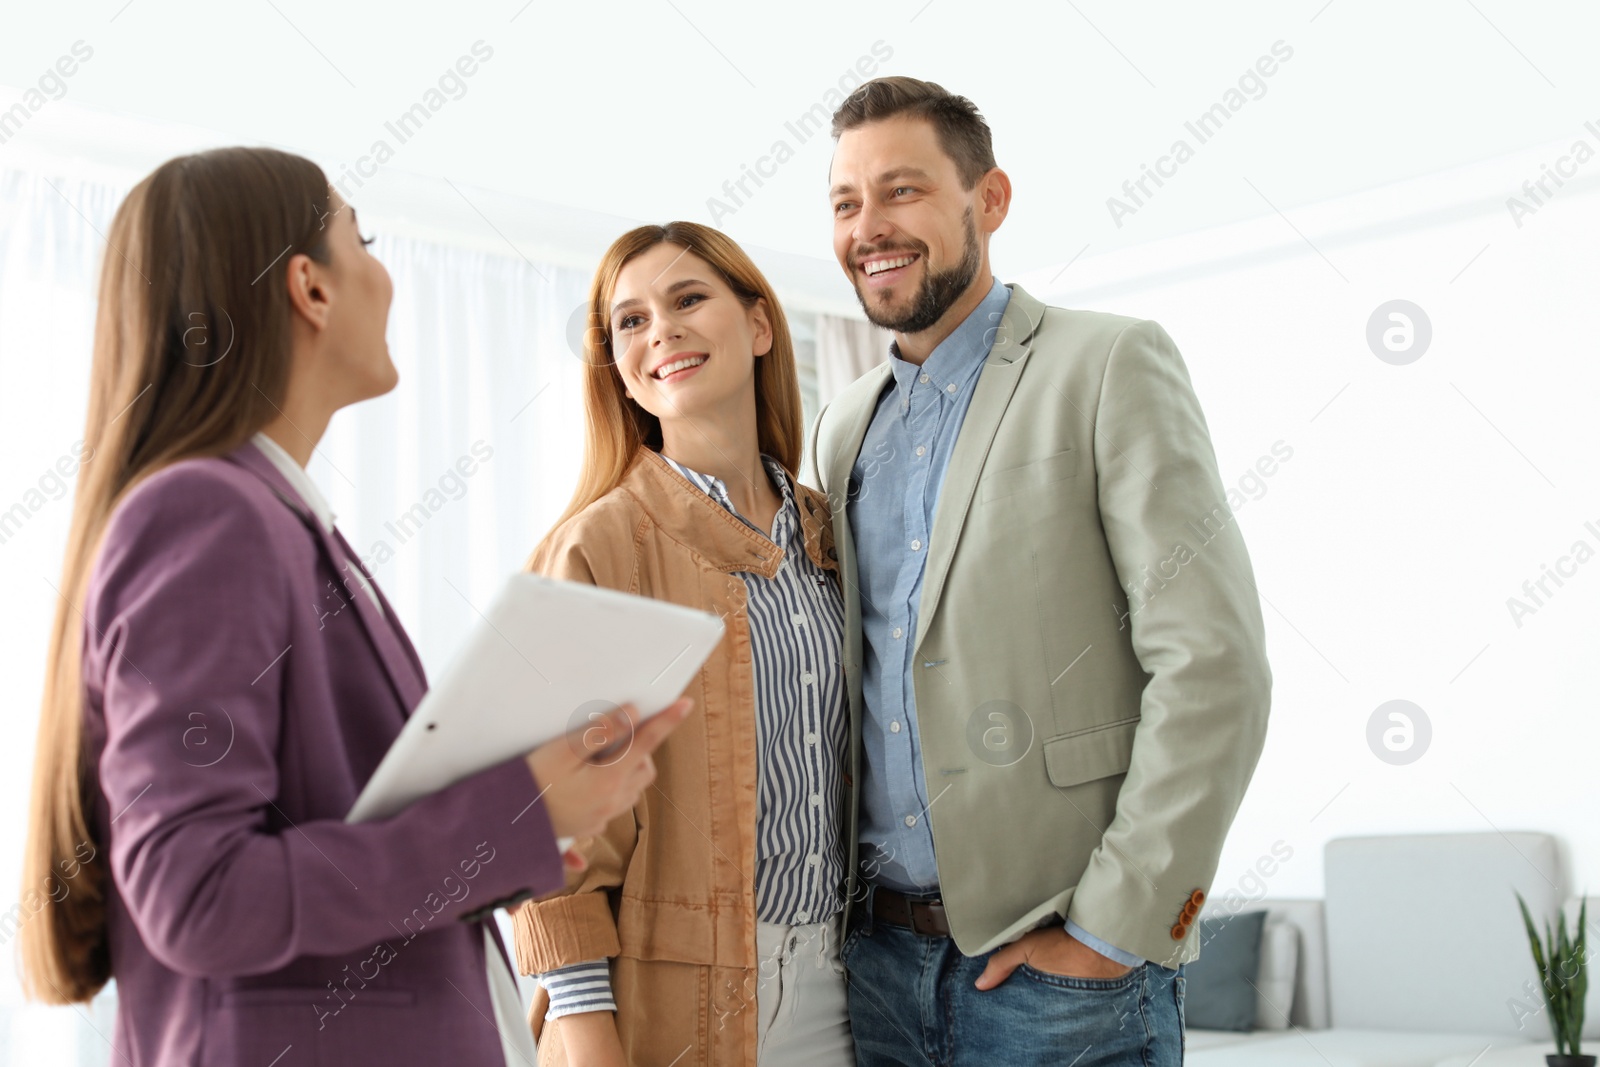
801, 77, 1273, 1066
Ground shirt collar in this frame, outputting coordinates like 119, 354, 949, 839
659, 452, 795, 542
623, 449, 837, 578
251, 431, 336, 533
886, 275, 1012, 399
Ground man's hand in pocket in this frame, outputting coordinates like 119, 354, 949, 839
974, 927, 1135, 990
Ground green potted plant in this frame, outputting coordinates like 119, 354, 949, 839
1517, 891, 1591, 1067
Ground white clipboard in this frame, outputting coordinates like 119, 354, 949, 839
346, 572, 725, 825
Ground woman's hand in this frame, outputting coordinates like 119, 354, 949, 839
525, 699, 691, 841
551, 1010, 626, 1066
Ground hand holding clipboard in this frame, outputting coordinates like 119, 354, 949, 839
345, 573, 725, 912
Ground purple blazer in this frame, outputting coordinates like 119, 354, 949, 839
81, 440, 565, 1066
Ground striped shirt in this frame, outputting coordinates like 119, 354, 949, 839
537, 452, 850, 1019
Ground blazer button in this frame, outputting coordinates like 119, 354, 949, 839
1170, 923, 1186, 941
826, 547, 838, 561
1190, 889, 1206, 905
1181, 900, 1199, 920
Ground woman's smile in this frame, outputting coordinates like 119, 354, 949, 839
651, 352, 709, 383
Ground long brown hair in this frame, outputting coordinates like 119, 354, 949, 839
20, 146, 335, 1003
541, 222, 803, 542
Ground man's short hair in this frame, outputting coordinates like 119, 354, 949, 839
830, 76, 997, 191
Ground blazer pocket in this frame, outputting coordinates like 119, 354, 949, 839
1042, 715, 1140, 788
979, 449, 1081, 503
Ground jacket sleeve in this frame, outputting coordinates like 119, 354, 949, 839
1063, 319, 1273, 967
510, 527, 640, 974
89, 467, 567, 979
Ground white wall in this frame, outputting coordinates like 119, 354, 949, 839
1015, 133, 1600, 904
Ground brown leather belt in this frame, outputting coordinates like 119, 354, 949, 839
872, 887, 950, 937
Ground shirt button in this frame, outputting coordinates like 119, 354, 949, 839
805, 731, 818, 744
903, 815, 917, 827
807, 854, 820, 866
910, 539, 922, 551
796, 910, 810, 922
792, 613, 807, 626
892, 627, 903, 639
915, 445, 926, 457
946, 383, 957, 394
890, 721, 901, 733
919, 373, 930, 384
801, 671, 815, 685
810, 793, 823, 805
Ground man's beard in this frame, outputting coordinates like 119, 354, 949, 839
855, 206, 981, 335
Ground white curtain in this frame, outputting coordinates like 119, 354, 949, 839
814, 311, 891, 409
0, 165, 127, 1065
312, 234, 592, 671
0, 161, 596, 1064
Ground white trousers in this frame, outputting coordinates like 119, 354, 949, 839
754, 915, 855, 1066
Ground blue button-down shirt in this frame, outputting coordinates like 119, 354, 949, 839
845, 276, 1144, 967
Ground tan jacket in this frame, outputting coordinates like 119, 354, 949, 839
803, 282, 1272, 967
511, 447, 841, 1067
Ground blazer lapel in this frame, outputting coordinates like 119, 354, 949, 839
826, 362, 892, 687
914, 284, 1047, 648
826, 362, 893, 507
225, 441, 428, 717
325, 525, 428, 713
347, 538, 429, 694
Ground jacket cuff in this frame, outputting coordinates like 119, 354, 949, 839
1068, 861, 1205, 968
512, 890, 621, 974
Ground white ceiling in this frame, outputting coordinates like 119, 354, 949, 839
3, 0, 1596, 313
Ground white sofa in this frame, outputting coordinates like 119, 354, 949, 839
1186, 831, 1595, 1066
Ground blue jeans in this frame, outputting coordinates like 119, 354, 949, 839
841, 892, 1187, 1066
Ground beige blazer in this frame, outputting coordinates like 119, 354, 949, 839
802, 282, 1272, 967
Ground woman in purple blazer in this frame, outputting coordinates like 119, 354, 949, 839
17, 146, 688, 1066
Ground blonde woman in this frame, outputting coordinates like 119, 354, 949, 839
512, 222, 854, 1066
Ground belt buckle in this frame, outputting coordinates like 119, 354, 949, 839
911, 898, 946, 937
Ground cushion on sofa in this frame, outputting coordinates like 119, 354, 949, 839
1196, 898, 1317, 1030
1185, 909, 1267, 1030
1253, 915, 1300, 1030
